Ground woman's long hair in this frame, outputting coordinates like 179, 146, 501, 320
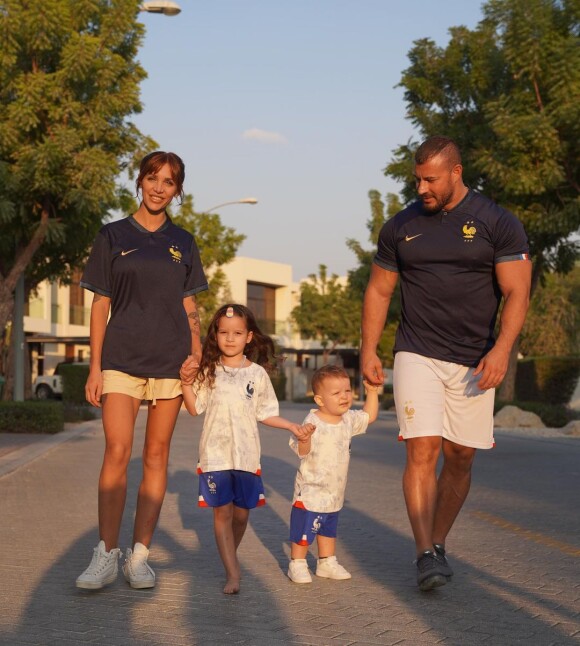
196, 304, 279, 388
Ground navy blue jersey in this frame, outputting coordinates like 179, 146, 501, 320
374, 190, 530, 366
81, 216, 208, 378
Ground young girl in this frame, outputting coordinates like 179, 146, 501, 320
180, 304, 315, 594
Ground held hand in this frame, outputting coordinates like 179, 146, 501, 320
361, 353, 385, 387
363, 380, 380, 392
180, 355, 199, 385
473, 346, 510, 390
289, 422, 316, 441
85, 370, 103, 408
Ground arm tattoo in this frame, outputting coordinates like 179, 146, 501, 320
188, 310, 201, 332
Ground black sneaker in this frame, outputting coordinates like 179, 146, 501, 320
433, 543, 454, 578
415, 550, 447, 591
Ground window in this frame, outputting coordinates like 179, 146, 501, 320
69, 269, 87, 326
247, 282, 276, 334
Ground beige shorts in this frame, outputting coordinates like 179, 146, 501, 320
102, 370, 182, 406
393, 352, 495, 449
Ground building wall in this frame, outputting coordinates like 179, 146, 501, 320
24, 278, 91, 377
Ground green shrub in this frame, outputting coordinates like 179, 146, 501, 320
381, 394, 395, 410
292, 396, 313, 404
0, 401, 64, 434
60, 363, 90, 404
516, 357, 580, 405
494, 399, 577, 428
270, 373, 287, 401
64, 403, 97, 423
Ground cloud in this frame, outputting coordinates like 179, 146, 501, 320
242, 128, 288, 145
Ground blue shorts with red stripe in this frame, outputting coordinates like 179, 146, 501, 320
198, 469, 266, 509
289, 503, 339, 545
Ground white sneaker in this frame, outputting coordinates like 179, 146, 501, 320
76, 540, 120, 589
123, 542, 155, 589
315, 555, 351, 580
288, 558, 312, 584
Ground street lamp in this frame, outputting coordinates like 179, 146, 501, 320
141, 1, 181, 16
203, 198, 258, 214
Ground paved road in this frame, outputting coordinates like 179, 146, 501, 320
0, 403, 579, 645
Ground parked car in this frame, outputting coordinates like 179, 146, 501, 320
34, 362, 90, 399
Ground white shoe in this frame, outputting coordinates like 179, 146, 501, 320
315, 555, 351, 580
287, 558, 312, 584
123, 542, 155, 589
76, 540, 120, 589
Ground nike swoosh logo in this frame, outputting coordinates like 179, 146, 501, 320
404, 234, 423, 242
121, 249, 138, 256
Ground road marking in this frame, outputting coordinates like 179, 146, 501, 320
471, 511, 580, 557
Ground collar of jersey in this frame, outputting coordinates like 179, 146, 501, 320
128, 214, 171, 234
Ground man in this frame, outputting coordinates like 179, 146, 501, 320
361, 136, 531, 591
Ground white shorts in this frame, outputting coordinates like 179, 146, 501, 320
393, 352, 495, 449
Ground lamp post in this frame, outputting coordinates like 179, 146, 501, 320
140, 1, 181, 15
203, 198, 258, 214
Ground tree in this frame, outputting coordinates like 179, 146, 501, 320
384, 0, 580, 398
291, 265, 359, 362
519, 264, 580, 357
0, 0, 150, 371
346, 190, 402, 366
171, 196, 245, 321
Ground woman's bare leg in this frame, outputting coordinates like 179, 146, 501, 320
98, 393, 141, 550
132, 396, 182, 547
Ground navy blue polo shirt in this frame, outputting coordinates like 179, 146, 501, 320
81, 216, 208, 378
374, 190, 530, 366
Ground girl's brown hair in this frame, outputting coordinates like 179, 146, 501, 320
197, 304, 279, 388
136, 151, 185, 203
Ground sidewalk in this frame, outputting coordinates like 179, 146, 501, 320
1, 403, 579, 645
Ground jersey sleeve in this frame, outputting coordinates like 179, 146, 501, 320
192, 380, 209, 415
255, 370, 280, 421
345, 409, 370, 438
373, 217, 399, 272
80, 229, 113, 296
184, 237, 209, 296
493, 209, 530, 264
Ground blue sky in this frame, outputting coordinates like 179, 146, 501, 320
136, 1, 485, 280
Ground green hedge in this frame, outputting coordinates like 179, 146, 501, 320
0, 401, 64, 434
516, 356, 580, 405
494, 399, 578, 428
380, 394, 395, 410
271, 373, 287, 401
59, 363, 90, 405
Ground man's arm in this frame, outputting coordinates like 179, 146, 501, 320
474, 260, 531, 390
361, 264, 399, 385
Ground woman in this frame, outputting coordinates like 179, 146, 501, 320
76, 151, 207, 590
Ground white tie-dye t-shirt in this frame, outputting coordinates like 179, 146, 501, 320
193, 362, 279, 475
289, 409, 369, 513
